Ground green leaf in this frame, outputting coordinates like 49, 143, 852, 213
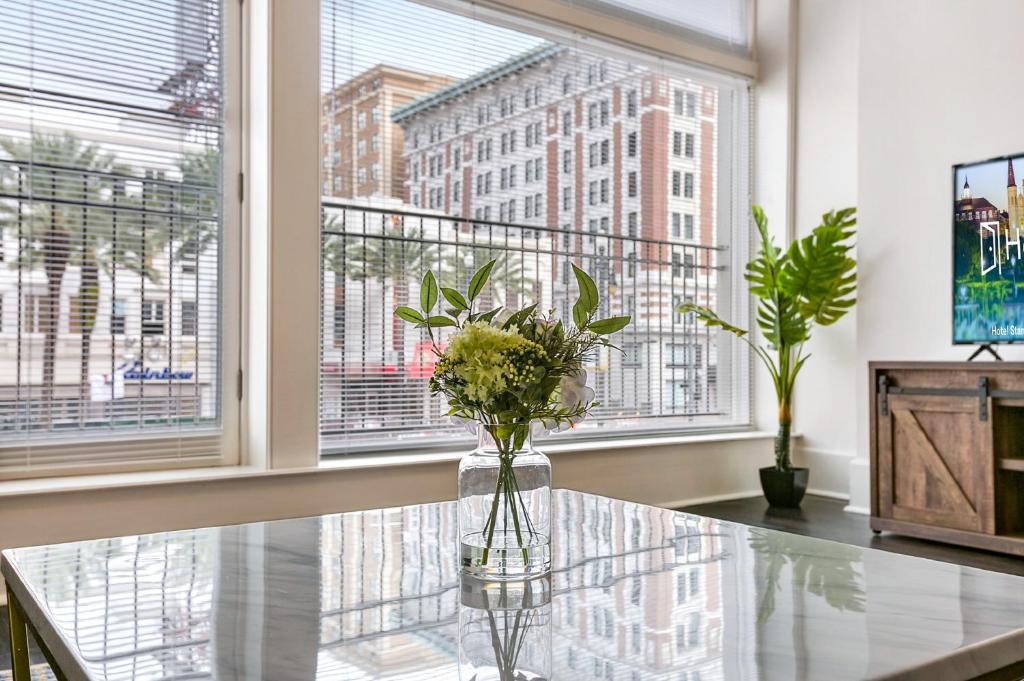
572, 302, 589, 329
420, 271, 438, 313
476, 306, 503, 323
502, 303, 538, 330
588, 316, 631, 334
467, 259, 497, 301
425, 315, 457, 327
572, 263, 599, 313
441, 286, 469, 311
778, 207, 857, 327
679, 304, 748, 337
395, 306, 425, 324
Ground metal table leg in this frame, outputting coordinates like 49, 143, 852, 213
6, 585, 31, 681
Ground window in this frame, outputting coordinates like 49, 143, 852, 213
1, 0, 231, 474
320, 0, 752, 454
672, 171, 681, 196
686, 92, 697, 117
181, 301, 198, 337
141, 300, 166, 337
673, 131, 682, 156
684, 172, 694, 198
684, 253, 695, 278
685, 132, 695, 158
684, 214, 694, 239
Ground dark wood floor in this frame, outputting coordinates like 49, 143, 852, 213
681, 494, 1024, 576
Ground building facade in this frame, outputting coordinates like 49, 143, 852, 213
321, 65, 453, 200
391, 44, 720, 421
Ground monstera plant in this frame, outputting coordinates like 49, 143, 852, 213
680, 205, 856, 507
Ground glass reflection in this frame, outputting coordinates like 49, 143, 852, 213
748, 528, 865, 624
458, 575, 552, 680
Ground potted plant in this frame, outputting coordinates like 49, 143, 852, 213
680, 205, 856, 507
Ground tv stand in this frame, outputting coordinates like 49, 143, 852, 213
967, 344, 1004, 361
870, 362, 1024, 557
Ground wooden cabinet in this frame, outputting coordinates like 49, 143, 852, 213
870, 362, 1024, 556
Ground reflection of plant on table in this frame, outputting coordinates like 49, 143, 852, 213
748, 528, 865, 624
394, 260, 629, 566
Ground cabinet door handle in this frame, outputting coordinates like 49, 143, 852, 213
978, 376, 989, 421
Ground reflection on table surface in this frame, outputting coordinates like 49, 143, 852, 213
6, 490, 1024, 681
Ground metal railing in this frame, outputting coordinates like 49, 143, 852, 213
319, 200, 735, 454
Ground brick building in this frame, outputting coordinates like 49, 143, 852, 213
391, 44, 720, 416
321, 65, 453, 200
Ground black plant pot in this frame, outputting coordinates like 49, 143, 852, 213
759, 466, 809, 508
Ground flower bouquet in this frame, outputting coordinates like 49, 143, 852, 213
396, 260, 630, 579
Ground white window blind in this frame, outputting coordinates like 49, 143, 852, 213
0, 0, 227, 475
319, 0, 751, 455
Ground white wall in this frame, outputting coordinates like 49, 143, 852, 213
790, 0, 860, 499
851, 0, 1024, 510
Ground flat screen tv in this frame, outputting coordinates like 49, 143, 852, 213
953, 152, 1024, 345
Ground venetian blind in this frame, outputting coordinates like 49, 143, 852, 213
0, 0, 226, 475
318, 0, 752, 455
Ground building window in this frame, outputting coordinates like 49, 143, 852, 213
562, 110, 572, 136
562, 73, 572, 95
684, 214, 694, 239
672, 252, 682, 277
686, 92, 697, 117
600, 139, 609, 165
600, 178, 609, 204
685, 132, 695, 158
627, 132, 637, 157
672, 170, 681, 196
563, 149, 571, 174
589, 181, 598, 206
588, 103, 598, 130
181, 301, 198, 337
563, 187, 572, 211
628, 172, 637, 198
600, 99, 609, 126
673, 131, 682, 156
684, 253, 695, 278
627, 89, 637, 117
672, 212, 681, 237
684, 172, 694, 198
628, 212, 638, 238
141, 300, 166, 337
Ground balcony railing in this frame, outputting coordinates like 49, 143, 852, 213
319, 200, 740, 454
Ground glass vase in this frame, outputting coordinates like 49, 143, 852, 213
458, 423, 551, 580
458, 573, 552, 680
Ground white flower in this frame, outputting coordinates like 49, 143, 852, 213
554, 370, 595, 431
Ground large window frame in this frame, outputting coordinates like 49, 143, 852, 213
0, 1, 244, 480
313, 0, 754, 457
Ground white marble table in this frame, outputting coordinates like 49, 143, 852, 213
4, 490, 1024, 680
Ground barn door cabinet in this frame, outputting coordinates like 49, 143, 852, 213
870, 361, 1024, 556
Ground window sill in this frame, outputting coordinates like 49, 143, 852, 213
320, 428, 781, 470
0, 429, 786, 499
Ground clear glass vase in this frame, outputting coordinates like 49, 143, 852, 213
458, 573, 552, 680
458, 422, 552, 580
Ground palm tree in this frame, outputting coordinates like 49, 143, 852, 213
325, 214, 436, 370
441, 245, 533, 310
0, 133, 159, 428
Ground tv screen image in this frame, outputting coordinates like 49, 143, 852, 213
953, 153, 1024, 344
